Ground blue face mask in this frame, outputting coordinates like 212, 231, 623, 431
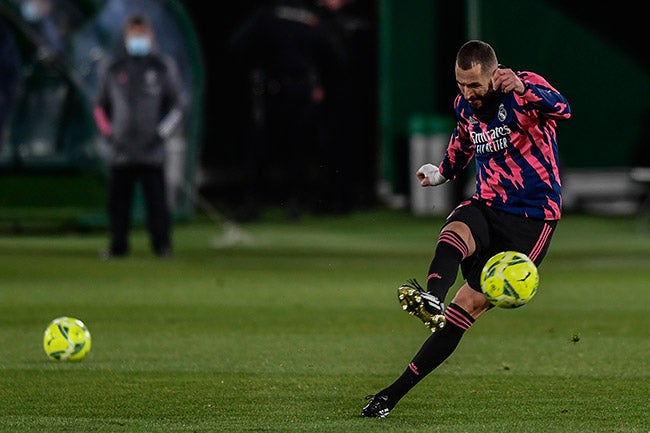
125, 36, 151, 56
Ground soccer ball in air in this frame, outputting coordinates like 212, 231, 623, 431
43, 316, 92, 361
480, 251, 539, 309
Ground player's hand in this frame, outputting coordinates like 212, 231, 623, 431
492, 67, 525, 95
416, 163, 447, 187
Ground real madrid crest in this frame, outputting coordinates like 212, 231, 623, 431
497, 104, 507, 122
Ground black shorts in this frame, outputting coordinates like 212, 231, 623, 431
443, 199, 557, 292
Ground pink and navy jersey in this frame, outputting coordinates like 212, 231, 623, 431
439, 71, 571, 220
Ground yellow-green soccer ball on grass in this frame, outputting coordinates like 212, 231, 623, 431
43, 317, 92, 361
480, 251, 539, 309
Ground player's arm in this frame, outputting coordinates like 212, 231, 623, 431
418, 96, 475, 187
491, 65, 525, 95
417, 130, 473, 186
506, 70, 571, 120
416, 163, 447, 187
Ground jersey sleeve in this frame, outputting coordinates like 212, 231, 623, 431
439, 95, 475, 181
518, 71, 571, 120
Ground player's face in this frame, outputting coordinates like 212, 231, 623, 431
455, 63, 494, 111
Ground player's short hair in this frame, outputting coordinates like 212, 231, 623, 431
456, 40, 498, 74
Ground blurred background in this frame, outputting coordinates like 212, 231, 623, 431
1, 0, 648, 230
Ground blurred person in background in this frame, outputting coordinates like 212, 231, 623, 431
0, 16, 21, 152
93, 13, 185, 259
229, 0, 347, 221
19, 0, 68, 61
12, 0, 84, 160
316, 0, 377, 212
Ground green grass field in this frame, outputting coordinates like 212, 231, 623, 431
0, 209, 648, 432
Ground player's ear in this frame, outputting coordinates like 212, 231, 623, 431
489, 69, 497, 90
489, 64, 505, 89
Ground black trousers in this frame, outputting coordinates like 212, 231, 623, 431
107, 164, 171, 256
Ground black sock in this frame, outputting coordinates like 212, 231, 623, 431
377, 303, 475, 407
426, 231, 468, 301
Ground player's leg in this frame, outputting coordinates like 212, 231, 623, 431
367, 208, 558, 417
490, 211, 557, 267
425, 220, 475, 299
362, 284, 491, 418
398, 200, 487, 331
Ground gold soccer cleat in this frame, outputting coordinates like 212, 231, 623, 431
397, 279, 446, 332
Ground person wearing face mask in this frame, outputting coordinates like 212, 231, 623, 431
20, 0, 65, 59
93, 13, 186, 259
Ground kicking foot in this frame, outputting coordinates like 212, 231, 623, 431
397, 279, 446, 332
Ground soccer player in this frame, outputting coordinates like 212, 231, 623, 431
361, 40, 571, 418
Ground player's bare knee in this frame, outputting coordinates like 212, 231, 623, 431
441, 221, 476, 254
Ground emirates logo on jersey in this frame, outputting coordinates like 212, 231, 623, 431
472, 124, 512, 154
